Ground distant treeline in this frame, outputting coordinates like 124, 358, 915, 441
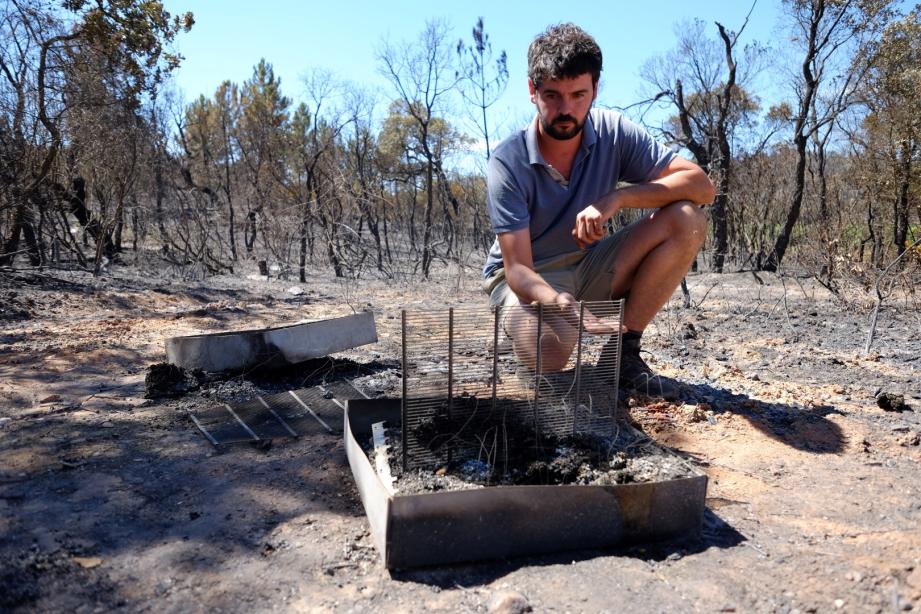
1, 1, 918, 289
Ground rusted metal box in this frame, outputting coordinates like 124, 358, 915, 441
345, 398, 708, 569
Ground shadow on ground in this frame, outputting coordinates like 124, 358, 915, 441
588, 355, 847, 455
0, 360, 395, 611
679, 382, 847, 453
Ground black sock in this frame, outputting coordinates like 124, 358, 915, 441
621, 330, 643, 355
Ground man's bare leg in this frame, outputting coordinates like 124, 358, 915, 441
505, 307, 579, 373
504, 299, 620, 372
602, 201, 706, 398
608, 201, 707, 329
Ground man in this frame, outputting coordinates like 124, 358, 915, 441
482, 23, 715, 400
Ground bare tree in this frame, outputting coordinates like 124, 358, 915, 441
765, 0, 896, 271
0, 0, 191, 268
640, 10, 763, 271
290, 69, 354, 281
860, 8, 921, 260
378, 19, 461, 278
456, 17, 508, 162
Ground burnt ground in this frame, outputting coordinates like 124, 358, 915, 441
1, 260, 920, 613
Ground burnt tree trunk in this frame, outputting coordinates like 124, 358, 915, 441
245, 209, 257, 253
712, 22, 741, 274
675, 79, 711, 274
0, 196, 27, 266
765, 0, 824, 271
113, 199, 125, 253
435, 160, 459, 259
893, 141, 911, 257
767, 131, 809, 271
220, 114, 238, 262
420, 125, 436, 278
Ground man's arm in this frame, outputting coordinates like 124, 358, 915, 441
497, 227, 566, 305
573, 156, 715, 249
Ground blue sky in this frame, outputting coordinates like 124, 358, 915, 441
162, 0, 784, 144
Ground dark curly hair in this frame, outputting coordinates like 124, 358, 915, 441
527, 23, 602, 89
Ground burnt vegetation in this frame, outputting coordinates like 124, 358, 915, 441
1, 2, 919, 303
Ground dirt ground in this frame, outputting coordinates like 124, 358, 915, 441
1, 259, 920, 613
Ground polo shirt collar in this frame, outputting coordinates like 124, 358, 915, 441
525, 111, 597, 166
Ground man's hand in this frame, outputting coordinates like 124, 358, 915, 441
537, 292, 623, 335
572, 198, 616, 250
572, 205, 605, 250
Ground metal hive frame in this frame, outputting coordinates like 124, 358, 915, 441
188, 381, 364, 446
401, 300, 624, 472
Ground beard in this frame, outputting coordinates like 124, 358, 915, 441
539, 112, 585, 140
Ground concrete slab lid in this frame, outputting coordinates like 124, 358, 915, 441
165, 311, 378, 372
345, 398, 708, 570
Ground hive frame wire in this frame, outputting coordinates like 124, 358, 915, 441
400, 300, 625, 472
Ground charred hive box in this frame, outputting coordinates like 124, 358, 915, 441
346, 398, 708, 569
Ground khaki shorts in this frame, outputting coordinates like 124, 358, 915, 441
482, 221, 637, 308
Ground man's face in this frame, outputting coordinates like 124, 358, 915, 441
529, 73, 597, 141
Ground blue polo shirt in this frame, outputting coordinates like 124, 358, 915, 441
482, 108, 676, 278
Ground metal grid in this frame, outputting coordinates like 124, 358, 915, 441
189, 382, 364, 447
401, 300, 624, 471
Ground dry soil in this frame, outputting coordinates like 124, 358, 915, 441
1, 261, 919, 613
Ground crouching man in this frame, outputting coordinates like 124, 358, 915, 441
482, 23, 715, 401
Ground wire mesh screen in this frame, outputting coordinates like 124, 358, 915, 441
401, 300, 624, 472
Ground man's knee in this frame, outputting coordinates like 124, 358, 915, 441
506, 310, 577, 373
662, 200, 707, 249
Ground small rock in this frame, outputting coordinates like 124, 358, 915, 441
0, 417, 11, 428
101, 421, 114, 428
686, 404, 707, 422
899, 431, 920, 447
72, 556, 103, 569
834, 599, 845, 609
489, 590, 531, 614
40, 394, 62, 404
250, 440, 273, 452
144, 363, 200, 399
906, 566, 921, 600
876, 391, 910, 412
286, 286, 304, 296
